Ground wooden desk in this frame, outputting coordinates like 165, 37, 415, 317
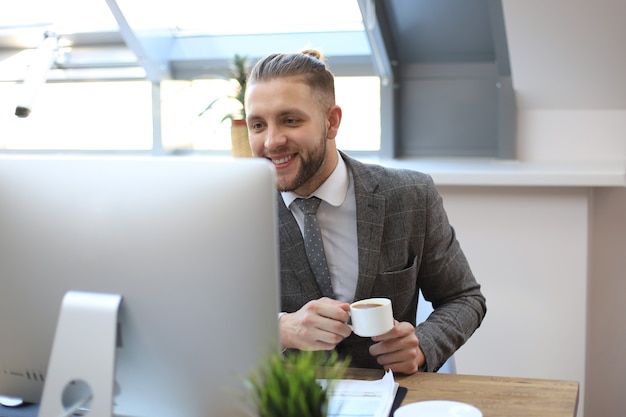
345, 369, 579, 417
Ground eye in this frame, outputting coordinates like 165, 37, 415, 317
284, 117, 299, 126
250, 121, 264, 131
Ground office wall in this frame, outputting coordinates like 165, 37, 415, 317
502, 0, 626, 113
435, 186, 589, 415
503, 0, 626, 163
517, 110, 626, 162
423, 4, 626, 417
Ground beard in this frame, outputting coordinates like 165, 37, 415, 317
277, 128, 327, 193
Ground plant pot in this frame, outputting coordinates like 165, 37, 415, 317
231, 119, 253, 158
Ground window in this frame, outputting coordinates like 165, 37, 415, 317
0, 76, 379, 152
1, 1, 516, 158
334, 77, 380, 152
0, 0, 380, 154
0, 81, 153, 150
160, 76, 380, 153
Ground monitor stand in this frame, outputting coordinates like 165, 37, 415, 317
39, 291, 122, 417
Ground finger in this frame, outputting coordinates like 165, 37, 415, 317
317, 314, 353, 339
315, 301, 351, 323
371, 320, 404, 342
369, 330, 419, 357
299, 322, 349, 350
380, 358, 419, 375
374, 346, 420, 374
301, 311, 352, 341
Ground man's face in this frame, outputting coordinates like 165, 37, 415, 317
245, 77, 340, 196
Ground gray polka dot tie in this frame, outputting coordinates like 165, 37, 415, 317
293, 197, 335, 298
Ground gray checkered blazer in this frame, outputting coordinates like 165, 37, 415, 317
278, 152, 486, 372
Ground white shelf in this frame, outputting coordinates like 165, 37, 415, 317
361, 158, 626, 187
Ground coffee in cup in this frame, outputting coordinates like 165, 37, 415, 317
352, 303, 383, 309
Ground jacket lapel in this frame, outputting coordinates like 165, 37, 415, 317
277, 195, 323, 298
342, 154, 386, 301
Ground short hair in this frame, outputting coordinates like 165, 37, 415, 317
247, 49, 336, 110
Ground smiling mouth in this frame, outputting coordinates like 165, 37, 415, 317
269, 154, 295, 166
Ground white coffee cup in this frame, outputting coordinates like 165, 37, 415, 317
349, 298, 394, 337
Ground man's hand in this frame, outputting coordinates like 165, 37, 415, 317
280, 297, 352, 351
369, 320, 425, 374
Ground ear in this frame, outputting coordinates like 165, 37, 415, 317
326, 105, 342, 140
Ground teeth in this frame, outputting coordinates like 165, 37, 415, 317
273, 155, 292, 165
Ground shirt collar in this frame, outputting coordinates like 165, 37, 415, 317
282, 151, 350, 209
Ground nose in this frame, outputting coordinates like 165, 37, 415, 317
264, 124, 287, 150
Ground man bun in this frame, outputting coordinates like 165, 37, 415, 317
300, 48, 326, 63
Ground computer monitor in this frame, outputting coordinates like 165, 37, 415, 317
0, 155, 281, 417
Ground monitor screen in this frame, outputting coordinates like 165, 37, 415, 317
0, 155, 280, 417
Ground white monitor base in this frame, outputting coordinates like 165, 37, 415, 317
39, 291, 122, 417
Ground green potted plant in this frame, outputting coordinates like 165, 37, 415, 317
198, 54, 252, 157
244, 350, 349, 417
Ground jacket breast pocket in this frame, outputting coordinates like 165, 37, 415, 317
374, 256, 418, 317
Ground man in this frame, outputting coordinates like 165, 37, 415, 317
244, 49, 486, 374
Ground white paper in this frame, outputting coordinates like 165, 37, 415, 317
320, 370, 398, 417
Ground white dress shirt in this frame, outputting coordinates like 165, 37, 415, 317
281, 152, 359, 303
